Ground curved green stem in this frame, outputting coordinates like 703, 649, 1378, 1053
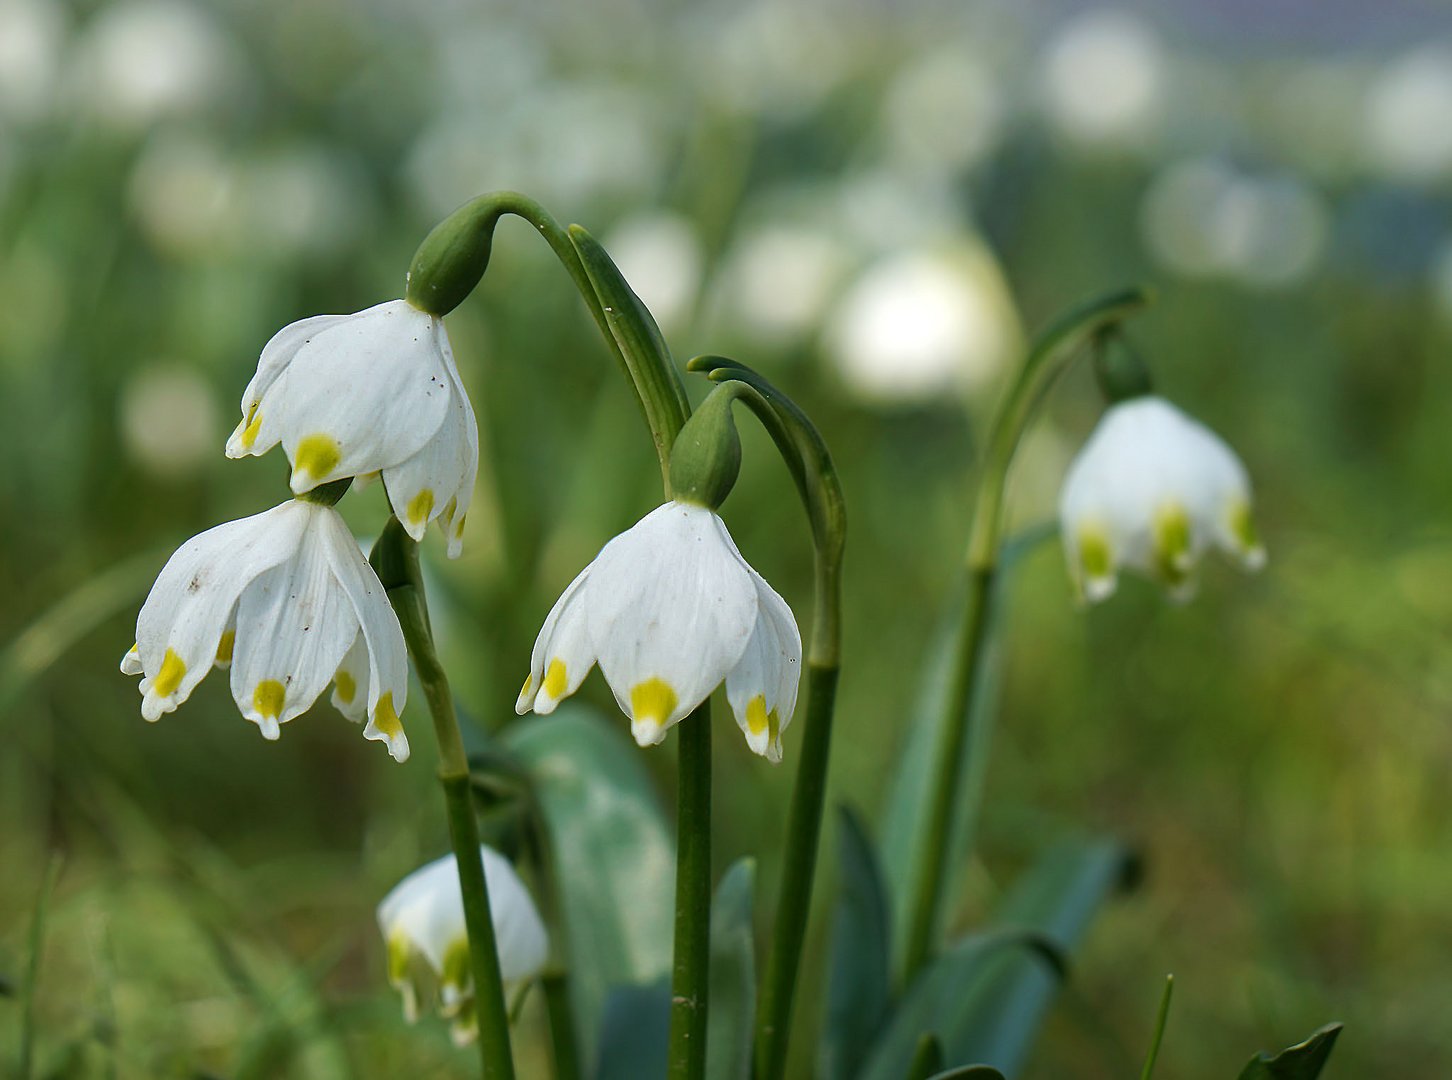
899, 287, 1151, 984
373, 520, 515, 1080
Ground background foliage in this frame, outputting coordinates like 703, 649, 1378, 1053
3, 0, 1451, 1075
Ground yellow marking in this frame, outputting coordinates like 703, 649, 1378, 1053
254, 679, 286, 719
630, 677, 678, 725
386, 927, 413, 985
1153, 503, 1193, 585
746, 694, 770, 736
519, 672, 534, 698
239, 403, 262, 450
294, 433, 341, 479
334, 668, 356, 705
406, 488, 435, 527
372, 691, 403, 739
1229, 499, 1260, 552
1077, 524, 1113, 581
441, 496, 458, 525
544, 658, 568, 699
768, 707, 781, 745
215, 630, 235, 665
155, 648, 187, 697
454, 512, 467, 536
441, 937, 471, 992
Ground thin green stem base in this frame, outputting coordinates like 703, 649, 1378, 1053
668, 707, 712, 1079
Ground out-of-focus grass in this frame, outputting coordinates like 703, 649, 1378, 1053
3, 1, 1452, 1076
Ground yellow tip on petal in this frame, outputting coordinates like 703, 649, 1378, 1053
1152, 502, 1194, 585
440, 937, 471, 1003
334, 668, 356, 705
294, 433, 341, 481
1077, 524, 1113, 582
543, 658, 568, 700
155, 648, 187, 697
746, 694, 770, 737
372, 691, 403, 740
239, 404, 262, 451
406, 488, 435, 528
215, 630, 235, 666
254, 679, 286, 720
631, 677, 678, 725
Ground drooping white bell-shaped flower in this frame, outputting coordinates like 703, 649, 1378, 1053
225, 299, 478, 557
515, 501, 802, 761
1059, 395, 1265, 603
120, 498, 410, 760
378, 846, 549, 1046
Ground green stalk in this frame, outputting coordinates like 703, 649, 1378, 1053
669, 705, 713, 1079
899, 287, 1152, 984
542, 975, 581, 1080
373, 522, 515, 1080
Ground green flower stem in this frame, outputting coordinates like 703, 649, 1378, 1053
373, 521, 514, 1080
542, 974, 581, 1080
899, 287, 1152, 984
669, 703, 713, 1080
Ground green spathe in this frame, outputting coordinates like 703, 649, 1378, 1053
406, 195, 498, 317
1092, 330, 1154, 404
669, 384, 743, 510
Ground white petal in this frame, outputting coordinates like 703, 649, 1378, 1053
330, 630, 370, 723
120, 645, 143, 676
586, 503, 758, 746
380, 325, 478, 550
517, 564, 596, 716
251, 300, 454, 492
226, 313, 353, 458
319, 509, 410, 762
132, 501, 309, 722
725, 571, 803, 763
229, 505, 359, 740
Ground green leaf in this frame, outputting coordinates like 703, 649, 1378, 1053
706, 859, 757, 1080
929, 1067, 1008, 1080
594, 979, 670, 1080
504, 706, 675, 1065
820, 806, 893, 1080
861, 838, 1132, 1079
1236, 1023, 1342, 1080
907, 1034, 945, 1080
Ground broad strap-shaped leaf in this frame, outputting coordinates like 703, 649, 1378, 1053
907, 1034, 945, 1080
1236, 1023, 1342, 1080
706, 859, 757, 1080
930, 1068, 1008, 1080
861, 837, 1132, 1079
820, 806, 893, 1080
504, 706, 675, 1064
594, 979, 670, 1080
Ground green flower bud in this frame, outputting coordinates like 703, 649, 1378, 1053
669, 384, 743, 510
1092, 331, 1154, 404
405, 196, 499, 317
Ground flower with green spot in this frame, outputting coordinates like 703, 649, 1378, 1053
1059, 395, 1265, 602
378, 846, 548, 1046
120, 497, 410, 760
514, 500, 802, 761
225, 299, 478, 557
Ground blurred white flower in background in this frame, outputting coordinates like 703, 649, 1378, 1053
69, 0, 243, 132
239, 144, 368, 260
1139, 158, 1328, 288
1041, 9, 1165, 149
118, 364, 220, 479
836, 169, 961, 253
127, 132, 237, 258
692, 0, 855, 119
825, 243, 1022, 405
0, 0, 67, 124
881, 46, 1005, 176
606, 212, 705, 337
1363, 45, 1452, 183
715, 222, 852, 350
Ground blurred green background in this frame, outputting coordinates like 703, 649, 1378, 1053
3, 0, 1452, 1076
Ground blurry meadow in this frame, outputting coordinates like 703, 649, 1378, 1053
3, 0, 1452, 1076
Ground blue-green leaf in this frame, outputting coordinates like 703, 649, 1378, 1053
594, 979, 670, 1080
706, 859, 756, 1080
906, 1034, 945, 1080
820, 806, 893, 1080
1236, 1023, 1342, 1080
929, 1067, 1007, 1080
504, 707, 675, 1064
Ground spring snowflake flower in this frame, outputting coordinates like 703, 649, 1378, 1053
516, 501, 802, 761
120, 498, 410, 761
225, 300, 478, 557
379, 846, 548, 1046
1059, 395, 1265, 602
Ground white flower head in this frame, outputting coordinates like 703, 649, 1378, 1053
226, 299, 478, 557
120, 499, 410, 761
1059, 395, 1265, 603
378, 846, 548, 1046
516, 501, 802, 762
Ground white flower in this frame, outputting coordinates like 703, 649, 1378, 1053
120, 499, 410, 761
226, 299, 478, 557
379, 846, 549, 1046
1059, 395, 1265, 603
515, 501, 802, 762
